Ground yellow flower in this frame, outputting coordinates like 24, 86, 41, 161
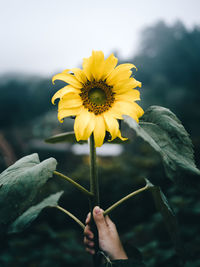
52, 51, 144, 147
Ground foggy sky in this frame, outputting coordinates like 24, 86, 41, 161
1, 0, 200, 76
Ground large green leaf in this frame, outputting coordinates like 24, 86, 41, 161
0, 153, 57, 234
150, 186, 185, 260
9, 191, 64, 233
123, 106, 200, 190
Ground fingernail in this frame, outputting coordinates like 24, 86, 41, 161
94, 206, 101, 214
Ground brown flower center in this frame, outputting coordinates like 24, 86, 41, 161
80, 80, 115, 115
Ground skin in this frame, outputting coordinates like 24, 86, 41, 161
83, 206, 128, 260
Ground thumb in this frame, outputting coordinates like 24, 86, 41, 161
93, 206, 107, 233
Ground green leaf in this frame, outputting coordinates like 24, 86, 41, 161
150, 186, 185, 260
45, 131, 86, 144
45, 131, 130, 144
9, 191, 64, 233
123, 106, 200, 190
0, 153, 57, 234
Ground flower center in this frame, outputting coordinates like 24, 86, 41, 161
88, 87, 106, 105
80, 80, 115, 115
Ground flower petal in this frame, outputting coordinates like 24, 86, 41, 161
58, 93, 82, 110
52, 85, 80, 104
83, 51, 105, 81
113, 101, 144, 122
93, 115, 106, 147
103, 112, 120, 140
58, 107, 82, 122
74, 108, 95, 141
116, 130, 128, 141
92, 51, 105, 81
108, 105, 123, 120
115, 89, 140, 102
106, 64, 136, 85
74, 109, 95, 141
113, 78, 142, 93
52, 70, 82, 89
70, 68, 87, 84
82, 58, 93, 81
101, 53, 118, 80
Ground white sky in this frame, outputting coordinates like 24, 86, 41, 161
0, 0, 200, 76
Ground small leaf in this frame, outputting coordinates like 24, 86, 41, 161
45, 131, 130, 144
0, 153, 57, 234
45, 131, 86, 144
150, 186, 185, 260
9, 191, 64, 233
123, 106, 200, 190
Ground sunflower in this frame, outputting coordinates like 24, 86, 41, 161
52, 51, 144, 147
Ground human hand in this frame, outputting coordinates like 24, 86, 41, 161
83, 206, 128, 260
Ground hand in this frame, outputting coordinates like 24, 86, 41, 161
83, 206, 128, 260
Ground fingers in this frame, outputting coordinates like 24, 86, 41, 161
105, 215, 116, 229
85, 212, 91, 225
84, 214, 95, 255
93, 206, 107, 232
84, 224, 94, 240
84, 234, 95, 249
84, 207, 127, 260
84, 207, 113, 256
85, 247, 95, 255
84, 228, 95, 255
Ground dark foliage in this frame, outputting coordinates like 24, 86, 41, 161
132, 21, 200, 137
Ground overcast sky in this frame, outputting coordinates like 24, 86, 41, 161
1, 0, 200, 76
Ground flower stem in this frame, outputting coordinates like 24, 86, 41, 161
54, 171, 93, 197
89, 134, 99, 206
89, 134, 101, 267
104, 180, 153, 216
55, 205, 85, 230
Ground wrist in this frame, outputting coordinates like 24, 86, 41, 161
110, 249, 128, 260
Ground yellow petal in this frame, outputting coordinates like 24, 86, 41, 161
113, 101, 144, 122
52, 71, 82, 89
113, 78, 142, 93
93, 115, 106, 147
108, 105, 123, 120
116, 130, 128, 141
131, 102, 144, 118
70, 68, 87, 84
82, 58, 93, 81
74, 109, 95, 141
115, 89, 140, 102
51, 85, 80, 104
101, 53, 118, 80
58, 93, 82, 110
106, 64, 136, 85
103, 112, 120, 140
58, 107, 82, 122
83, 51, 105, 81
92, 51, 105, 81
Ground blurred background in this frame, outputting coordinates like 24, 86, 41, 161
0, 0, 200, 266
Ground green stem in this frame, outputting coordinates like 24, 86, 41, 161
54, 171, 93, 197
104, 181, 152, 216
55, 205, 85, 230
89, 134, 99, 207
89, 134, 100, 267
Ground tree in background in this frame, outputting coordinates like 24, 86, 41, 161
133, 21, 200, 137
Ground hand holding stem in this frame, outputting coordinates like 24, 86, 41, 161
84, 206, 128, 260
